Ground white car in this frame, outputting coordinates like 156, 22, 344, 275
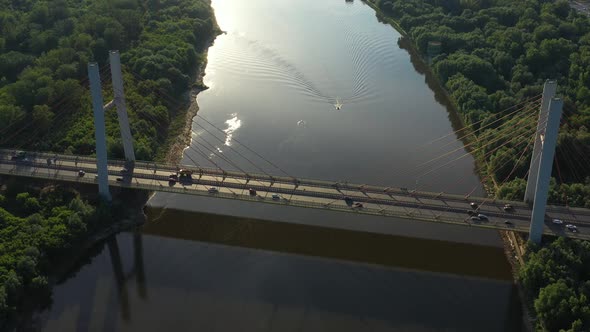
552, 219, 564, 225
208, 187, 219, 194
271, 194, 281, 200
477, 214, 489, 220
566, 224, 578, 232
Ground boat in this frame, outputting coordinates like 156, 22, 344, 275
334, 98, 343, 110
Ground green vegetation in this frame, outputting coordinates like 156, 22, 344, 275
519, 238, 590, 331
0, 0, 218, 326
0, 0, 218, 160
369, 2, 590, 328
369, 0, 590, 207
0, 182, 107, 325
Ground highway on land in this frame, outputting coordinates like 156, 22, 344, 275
1, 149, 590, 240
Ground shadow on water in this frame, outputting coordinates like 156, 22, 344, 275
143, 207, 512, 280
365, 4, 469, 145
21, 208, 524, 332
396, 37, 468, 144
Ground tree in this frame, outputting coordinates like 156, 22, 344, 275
32, 105, 54, 131
535, 281, 582, 332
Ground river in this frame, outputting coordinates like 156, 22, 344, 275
23, 0, 524, 331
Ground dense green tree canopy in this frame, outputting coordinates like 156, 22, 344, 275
371, 0, 590, 206
0, 0, 218, 160
0, 184, 101, 325
519, 238, 590, 331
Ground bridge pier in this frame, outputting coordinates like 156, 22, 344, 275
529, 97, 563, 244
525, 80, 557, 204
88, 63, 112, 201
87, 51, 136, 201
109, 51, 136, 162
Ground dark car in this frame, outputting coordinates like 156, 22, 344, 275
249, 188, 257, 196
11, 151, 26, 161
504, 220, 513, 225
344, 196, 353, 206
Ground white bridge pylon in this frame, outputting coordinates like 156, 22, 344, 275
88, 50, 136, 201
525, 80, 563, 243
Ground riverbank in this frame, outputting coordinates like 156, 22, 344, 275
363, 1, 534, 330
1, 3, 222, 328
48, 7, 223, 272
363, 0, 500, 195
160, 34, 221, 164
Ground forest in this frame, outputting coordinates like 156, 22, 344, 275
369, 0, 590, 330
0, 181, 105, 325
370, 0, 590, 208
519, 238, 590, 331
0, 0, 217, 325
0, 0, 217, 160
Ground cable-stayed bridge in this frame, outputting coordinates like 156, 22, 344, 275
1, 51, 588, 243
1, 148, 590, 241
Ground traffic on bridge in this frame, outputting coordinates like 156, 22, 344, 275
2, 149, 590, 240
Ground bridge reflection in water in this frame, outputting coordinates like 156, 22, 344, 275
36, 209, 524, 332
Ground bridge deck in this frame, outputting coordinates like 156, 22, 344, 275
1, 149, 589, 240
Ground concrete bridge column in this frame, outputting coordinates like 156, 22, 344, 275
109, 51, 135, 162
525, 80, 557, 204
529, 97, 563, 243
88, 63, 111, 201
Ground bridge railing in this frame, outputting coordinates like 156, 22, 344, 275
5, 159, 585, 239
3, 159, 590, 240
1, 149, 586, 215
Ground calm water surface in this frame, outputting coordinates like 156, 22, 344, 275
187, 0, 482, 191
25, 0, 524, 331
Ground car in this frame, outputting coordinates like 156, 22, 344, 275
552, 219, 564, 225
470, 216, 480, 221
249, 188, 257, 196
503, 204, 513, 211
78, 170, 85, 177
470, 202, 478, 209
11, 151, 26, 161
353, 202, 364, 208
272, 194, 281, 200
504, 220, 513, 225
116, 177, 124, 182
344, 196, 353, 206
208, 187, 219, 194
566, 224, 578, 232
477, 214, 489, 220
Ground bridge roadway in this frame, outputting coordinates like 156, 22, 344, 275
1, 149, 590, 240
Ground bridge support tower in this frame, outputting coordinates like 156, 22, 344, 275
528, 96, 563, 244
525, 80, 557, 203
88, 50, 136, 201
